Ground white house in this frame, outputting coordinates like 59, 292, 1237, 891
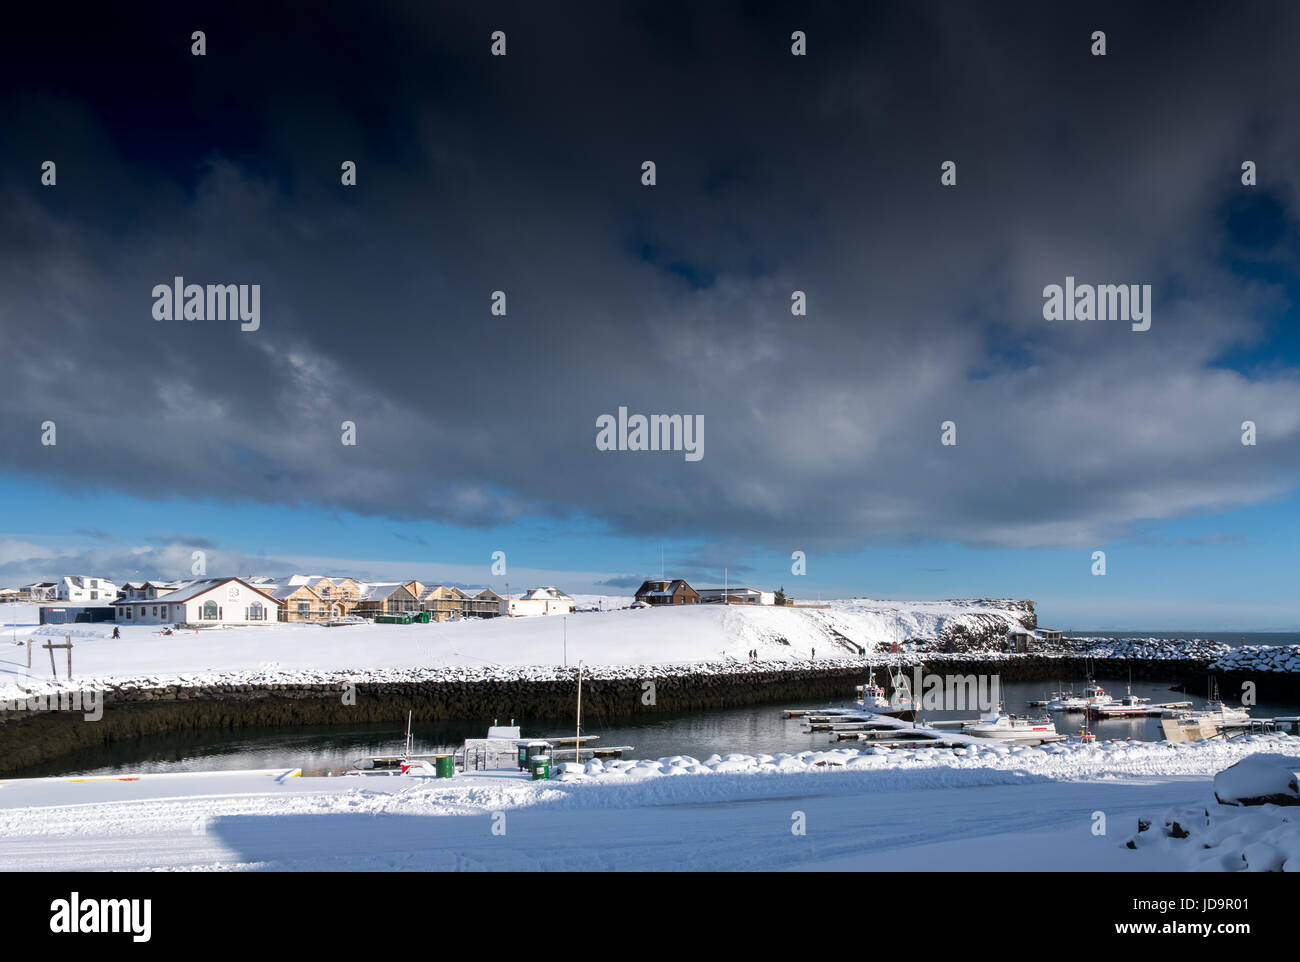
113, 577, 277, 625
118, 580, 182, 600
508, 586, 575, 617
23, 582, 58, 601
696, 587, 775, 605
58, 576, 119, 603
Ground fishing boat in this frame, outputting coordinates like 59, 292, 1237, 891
1160, 706, 1252, 742
856, 668, 918, 720
1160, 680, 1252, 742
1045, 691, 1087, 712
1031, 683, 1077, 708
1085, 676, 1192, 719
1045, 681, 1113, 712
962, 704, 1063, 743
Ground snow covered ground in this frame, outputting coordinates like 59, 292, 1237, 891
1, 734, 1292, 871
0, 598, 1040, 700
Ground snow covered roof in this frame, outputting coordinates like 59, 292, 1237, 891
271, 583, 318, 600
111, 577, 278, 605
356, 583, 410, 602
519, 586, 573, 601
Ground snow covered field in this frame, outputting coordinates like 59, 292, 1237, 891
1, 734, 1292, 871
0, 598, 1039, 699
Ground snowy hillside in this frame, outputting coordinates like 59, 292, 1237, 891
0, 599, 1039, 698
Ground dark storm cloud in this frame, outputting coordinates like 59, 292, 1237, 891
3, 1, 1300, 551
595, 575, 649, 589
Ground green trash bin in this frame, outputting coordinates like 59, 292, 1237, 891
434, 754, 455, 778
528, 755, 551, 780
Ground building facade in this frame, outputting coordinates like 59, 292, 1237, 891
113, 577, 278, 625
634, 579, 700, 605
508, 586, 575, 617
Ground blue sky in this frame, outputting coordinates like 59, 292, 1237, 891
2, 472, 1297, 630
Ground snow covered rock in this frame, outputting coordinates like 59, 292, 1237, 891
1214, 753, 1300, 806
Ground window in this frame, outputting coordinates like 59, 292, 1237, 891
124, 608, 131, 619
297, 602, 310, 618
161, 606, 168, 619
90, 590, 98, 600
152, 607, 158, 616
202, 600, 219, 620
248, 602, 266, 621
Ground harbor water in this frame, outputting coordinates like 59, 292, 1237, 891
13, 676, 1300, 779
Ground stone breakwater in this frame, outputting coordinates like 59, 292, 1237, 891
0, 653, 1291, 775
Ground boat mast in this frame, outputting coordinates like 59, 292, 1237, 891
575, 659, 583, 766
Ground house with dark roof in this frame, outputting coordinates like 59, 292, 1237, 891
634, 579, 700, 606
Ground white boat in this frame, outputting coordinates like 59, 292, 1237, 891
962, 705, 1062, 743
1046, 683, 1111, 712
1161, 706, 1251, 742
855, 669, 918, 720
1161, 681, 1252, 742
1087, 690, 1153, 718
1045, 692, 1087, 712
348, 711, 454, 776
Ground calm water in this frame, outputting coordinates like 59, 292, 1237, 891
16, 676, 1300, 779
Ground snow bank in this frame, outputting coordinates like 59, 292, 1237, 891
551, 732, 1296, 786
1213, 753, 1300, 806
1129, 801, 1300, 871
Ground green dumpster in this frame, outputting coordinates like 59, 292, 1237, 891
528, 755, 551, 780
434, 754, 455, 778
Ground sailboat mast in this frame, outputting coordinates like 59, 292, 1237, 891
576, 660, 583, 766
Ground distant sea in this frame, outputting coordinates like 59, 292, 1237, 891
1069, 630, 1299, 648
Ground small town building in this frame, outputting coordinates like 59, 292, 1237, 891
119, 581, 182, 601
58, 576, 120, 603
696, 587, 774, 605
418, 584, 464, 621
508, 586, 575, 617
272, 582, 330, 622
352, 583, 420, 618
634, 579, 700, 606
38, 603, 116, 625
112, 577, 277, 626
459, 587, 506, 618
